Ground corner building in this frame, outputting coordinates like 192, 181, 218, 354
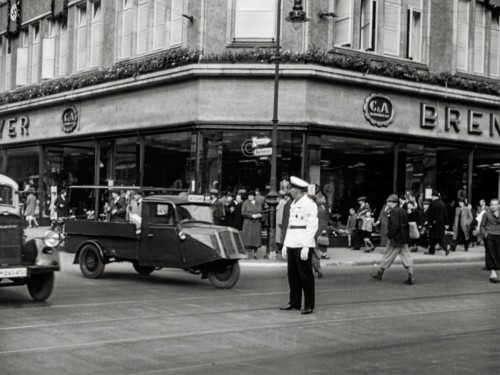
0, 0, 499, 222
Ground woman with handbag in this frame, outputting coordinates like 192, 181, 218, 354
407, 201, 422, 252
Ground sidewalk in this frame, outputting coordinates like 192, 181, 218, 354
26, 226, 484, 267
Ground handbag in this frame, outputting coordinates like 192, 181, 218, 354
409, 222, 420, 240
317, 234, 329, 247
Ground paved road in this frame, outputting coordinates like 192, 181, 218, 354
0, 254, 499, 374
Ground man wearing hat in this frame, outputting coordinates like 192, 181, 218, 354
280, 176, 318, 315
209, 189, 225, 225
371, 194, 415, 285
426, 190, 449, 256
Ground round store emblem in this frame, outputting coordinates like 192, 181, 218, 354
363, 93, 395, 127
62, 106, 78, 133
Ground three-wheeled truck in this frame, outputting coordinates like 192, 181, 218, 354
65, 190, 247, 288
0, 174, 61, 301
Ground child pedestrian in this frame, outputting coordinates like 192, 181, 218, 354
362, 211, 376, 252
346, 207, 357, 248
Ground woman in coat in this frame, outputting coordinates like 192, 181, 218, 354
241, 190, 263, 259
451, 199, 473, 251
376, 203, 390, 247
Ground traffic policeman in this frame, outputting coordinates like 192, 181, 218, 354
280, 176, 318, 314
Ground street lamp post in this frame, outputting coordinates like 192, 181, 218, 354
266, 0, 309, 256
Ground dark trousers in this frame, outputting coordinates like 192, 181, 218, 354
428, 236, 445, 254
485, 235, 500, 270
287, 247, 315, 309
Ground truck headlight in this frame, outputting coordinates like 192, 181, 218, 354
43, 230, 62, 248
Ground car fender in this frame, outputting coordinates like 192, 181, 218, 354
73, 240, 106, 265
27, 238, 61, 268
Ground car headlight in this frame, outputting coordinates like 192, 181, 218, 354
43, 230, 62, 248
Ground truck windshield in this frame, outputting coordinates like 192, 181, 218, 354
178, 204, 213, 223
0, 185, 13, 205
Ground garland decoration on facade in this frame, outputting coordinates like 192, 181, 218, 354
48, 0, 68, 23
0, 48, 498, 106
6, 0, 22, 39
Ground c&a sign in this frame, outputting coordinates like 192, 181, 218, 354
363, 93, 395, 127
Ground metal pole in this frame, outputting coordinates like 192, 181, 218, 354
266, 0, 282, 256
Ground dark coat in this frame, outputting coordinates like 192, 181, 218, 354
387, 205, 409, 246
55, 195, 70, 218
110, 196, 127, 222
232, 201, 244, 231
427, 198, 448, 240
281, 198, 293, 244
241, 200, 263, 247
210, 199, 225, 225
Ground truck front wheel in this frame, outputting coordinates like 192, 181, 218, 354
27, 272, 55, 301
208, 262, 240, 289
79, 245, 105, 279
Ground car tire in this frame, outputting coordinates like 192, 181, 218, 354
133, 264, 155, 276
208, 262, 240, 289
27, 272, 55, 302
79, 245, 105, 279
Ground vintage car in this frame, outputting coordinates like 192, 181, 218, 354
65, 192, 247, 289
0, 174, 61, 301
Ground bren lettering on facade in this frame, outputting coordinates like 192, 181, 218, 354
0, 0, 499, 225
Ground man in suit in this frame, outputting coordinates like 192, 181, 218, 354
108, 190, 127, 222
55, 189, 70, 219
371, 194, 414, 285
425, 190, 449, 255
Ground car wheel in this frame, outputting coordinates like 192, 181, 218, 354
27, 272, 55, 302
133, 264, 155, 276
208, 262, 240, 289
79, 244, 105, 279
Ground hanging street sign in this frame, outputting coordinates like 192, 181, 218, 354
254, 147, 273, 156
252, 136, 271, 147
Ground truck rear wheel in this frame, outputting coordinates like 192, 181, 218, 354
79, 245, 105, 279
133, 264, 155, 276
27, 272, 55, 302
208, 262, 240, 289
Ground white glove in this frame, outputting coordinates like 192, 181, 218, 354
300, 247, 309, 261
282, 246, 287, 259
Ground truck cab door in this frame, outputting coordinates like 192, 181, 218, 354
140, 202, 182, 268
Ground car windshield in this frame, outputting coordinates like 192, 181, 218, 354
0, 185, 13, 206
178, 204, 214, 223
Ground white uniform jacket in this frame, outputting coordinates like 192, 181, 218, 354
284, 194, 318, 248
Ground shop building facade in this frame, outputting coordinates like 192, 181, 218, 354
0, 0, 499, 222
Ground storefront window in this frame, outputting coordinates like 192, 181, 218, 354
6, 146, 39, 190
45, 141, 96, 216
199, 130, 303, 195
115, 137, 140, 186
472, 150, 500, 206
320, 136, 395, 220
144, 132, 194, 190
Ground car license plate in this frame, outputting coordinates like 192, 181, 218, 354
0, 268, 27, 278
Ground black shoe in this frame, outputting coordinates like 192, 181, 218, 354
404, 273, 415, 285
317, 270, 323, 279
444, 248, 449, 256
370, 269, 384, 280
279, 304, 300, 311
301, 307, 314, 315
410, 248, 418, 253
489, 278, 500, 284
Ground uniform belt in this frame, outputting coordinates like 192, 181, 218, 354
289, 225, 306, 229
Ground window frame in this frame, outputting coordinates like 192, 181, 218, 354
229, 0, 278, 46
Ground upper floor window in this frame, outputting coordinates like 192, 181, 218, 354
233, 0, 277, 42
333, 0, 427, 62
76, 3, 88, 71
31, 23, 41, 83
406, 0, 422, 61
91, 0, 102, 67
491, 12, 500, 77
42, 20, 56, 80
360, 0, 377, 51
456, 0, 469, 72
5, 38, 12, 91
473, 2, 485, 74
119, 0, 183, 60
16, 29, 29, 86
